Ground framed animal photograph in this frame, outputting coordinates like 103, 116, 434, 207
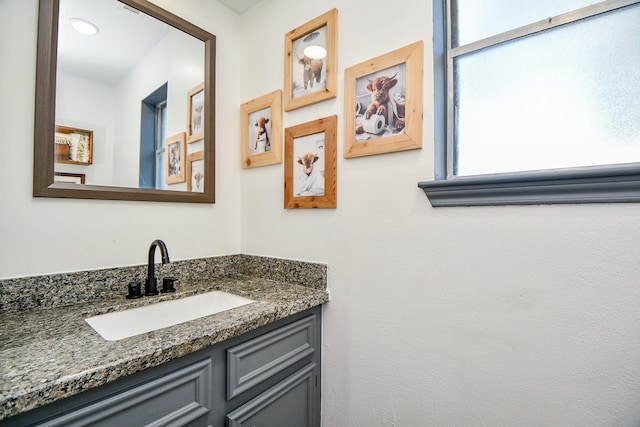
54, 125, 93, 165
240, 90, 283, 169
187, 82, 204, 143
284, 115, 337, 209
166, 132, 186, 184
284, 8, 338, 112
343, 41, 424, 158
187, 151, 205, 192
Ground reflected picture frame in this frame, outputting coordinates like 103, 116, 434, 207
166, 132, 186, 184
187, 151, 205, 192
343, 41, 423, 158
284, 115, 337, 209
240, 90, 283, 169
284, 8, 338, 111
187, 82, 205, 143
54, 172, 85, 184
54, 125, 93, 165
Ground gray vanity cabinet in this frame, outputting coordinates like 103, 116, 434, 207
226, 363, 317, 426
2, 306, 321, 427
225, 313, 320, 426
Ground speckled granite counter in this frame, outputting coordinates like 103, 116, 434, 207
0, 255, 329, 421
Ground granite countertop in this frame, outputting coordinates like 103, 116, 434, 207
0, 258, 329, 421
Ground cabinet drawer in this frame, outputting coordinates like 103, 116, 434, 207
227, 314, 316, 399
226, 363, 316, 427
37, 358, 212, 427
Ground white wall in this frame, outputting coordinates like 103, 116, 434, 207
114, 28, 204, 189
56, 72, 117, 186
2, 0, 640, 425
0, 0, 243, 278
238, 0, 640, 425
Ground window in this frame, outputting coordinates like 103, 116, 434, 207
140, 83, 168, 189
419, 0, 640, 206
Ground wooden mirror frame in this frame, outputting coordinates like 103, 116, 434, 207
34, 0, 216, 203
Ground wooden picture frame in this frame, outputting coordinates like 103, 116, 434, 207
187, 82, 205, 143
187, 151, 205, 192
54, 125, 93, 164
343, 41, 423, 158
284, 8, 338, 112
54, 172, 85, 184
284, 115, 337, 209
241, 90, 283, 168
166, 132, 186, 184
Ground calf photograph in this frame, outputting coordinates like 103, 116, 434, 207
292, 132, 325, 197
354, 63, 407, 142
284, 115, 337, 209
291, 26, 328, 99
343, 41, 423, 158
248, 107, 272, 154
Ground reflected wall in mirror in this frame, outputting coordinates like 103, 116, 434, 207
34, 0, 216, 203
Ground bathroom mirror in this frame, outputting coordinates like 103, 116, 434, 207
34, 0, 216, 203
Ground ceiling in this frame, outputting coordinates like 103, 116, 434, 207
57, 0, 263, 86
58, 0, 175, 85
216, 0, 263, 15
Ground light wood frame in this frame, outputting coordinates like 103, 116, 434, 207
187, 82, 205, 143
284, 115, 337, 209
240, 90, 283, 168
343, 41, 423, 158
187, 151, 205, 192
284, 8, 338, 111
54, 172, 85, 184
54, 125, 93, 165
166, 132, 186, 184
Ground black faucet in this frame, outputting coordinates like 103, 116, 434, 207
145, 239, 170, 296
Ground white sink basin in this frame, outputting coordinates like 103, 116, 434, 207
85, 291, 254, 341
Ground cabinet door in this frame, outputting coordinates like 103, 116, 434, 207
226, 363, 316, 427
37, 358, 213, 427
227, 314, 316, 399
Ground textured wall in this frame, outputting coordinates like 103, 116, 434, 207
2, 0, 639, 424
237, 0, 640, 425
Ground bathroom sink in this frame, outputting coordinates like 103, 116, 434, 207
85, 291, 255, 341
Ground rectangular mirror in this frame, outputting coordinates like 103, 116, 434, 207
34, 0, 216, 203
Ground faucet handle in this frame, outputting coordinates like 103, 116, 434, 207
161, 277, 178, 293
126, 281, 143, 299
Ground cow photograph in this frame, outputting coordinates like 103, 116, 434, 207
187, 83, 204, 143
343, 41, 423, 159
248, 107, 272, 155
292, 132, 325, 197
165, 132, 186, 184
291, 26, 328, 99
354, 63, 407, 142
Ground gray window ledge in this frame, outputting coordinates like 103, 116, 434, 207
418, 164, 640, 207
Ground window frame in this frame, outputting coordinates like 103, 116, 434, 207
154, 100, 168, 189
418, 0, 640, 206
140, 83, 168, 189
